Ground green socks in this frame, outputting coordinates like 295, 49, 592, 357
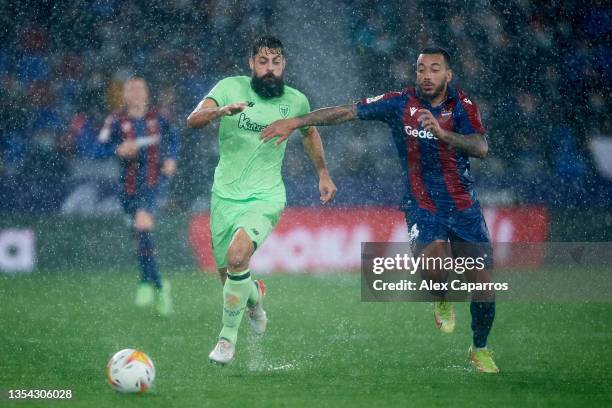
219, 269, 257, 344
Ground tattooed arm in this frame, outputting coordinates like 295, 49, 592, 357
418, 108, 488, 158
261, 104, 358, 144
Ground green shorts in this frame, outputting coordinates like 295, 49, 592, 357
210, 193, 285, 269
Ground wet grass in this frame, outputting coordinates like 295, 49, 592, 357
0, 269, 610, 407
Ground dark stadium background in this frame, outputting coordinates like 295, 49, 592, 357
0, 1, 610, 203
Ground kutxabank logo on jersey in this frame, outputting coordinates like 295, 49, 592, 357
237, 106, 290, 132
237, 113, 266, 132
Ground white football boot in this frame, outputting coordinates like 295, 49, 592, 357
209, 338, 235, 365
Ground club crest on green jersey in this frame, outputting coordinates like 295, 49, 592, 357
279, 104, 289, 118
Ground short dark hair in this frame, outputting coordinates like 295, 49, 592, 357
251, 36, 284, 57
419, 46, 451, 68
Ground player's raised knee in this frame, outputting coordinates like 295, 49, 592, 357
134, 211, 154, 231
226, 245, 251, 271
418, 240, 449, 282
226, 230, 254, 271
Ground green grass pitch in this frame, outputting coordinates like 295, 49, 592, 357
1, 269, 611, 407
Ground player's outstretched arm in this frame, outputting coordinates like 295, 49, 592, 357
261, 103, 358, 144
301, 127, 337, 204
186, 98, 247, 129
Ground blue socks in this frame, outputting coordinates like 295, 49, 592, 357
470, 301, 495, 348
137, 231, 162, 289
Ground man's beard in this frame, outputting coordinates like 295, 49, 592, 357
251, 73, 285, 99
418, 81, 447, 102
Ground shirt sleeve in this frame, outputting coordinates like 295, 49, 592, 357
96, 114, 120, 158
298, 94, 311, 133
205, 78, 229, 107
456, 96, 486, 135
356, 92, 401, 123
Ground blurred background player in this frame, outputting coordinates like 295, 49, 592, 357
98, 76, 179, 316
263, 47, 498, 373
187, 36, 336, 365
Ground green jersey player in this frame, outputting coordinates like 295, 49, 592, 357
187, 36, 337, 365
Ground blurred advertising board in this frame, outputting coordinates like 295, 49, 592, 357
189, 206, 548, 273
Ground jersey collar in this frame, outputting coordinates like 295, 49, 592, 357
415, 86, 458, 109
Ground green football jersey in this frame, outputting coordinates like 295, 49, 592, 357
206, 76, 311, 202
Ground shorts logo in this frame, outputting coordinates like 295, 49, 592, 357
409, 224, 420, 242
279, 104, 289, 118
408, 224, 420, 253
251, 228, 260, 236
366, 94, 384, 104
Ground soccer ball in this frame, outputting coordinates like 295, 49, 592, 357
105, 349, 155, 394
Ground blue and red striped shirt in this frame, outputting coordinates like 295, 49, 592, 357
356, 86, 486, 213
99, 107, 179, 196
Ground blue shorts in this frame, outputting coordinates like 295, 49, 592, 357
404, 203, 493, 267
121, 186, 161, 219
